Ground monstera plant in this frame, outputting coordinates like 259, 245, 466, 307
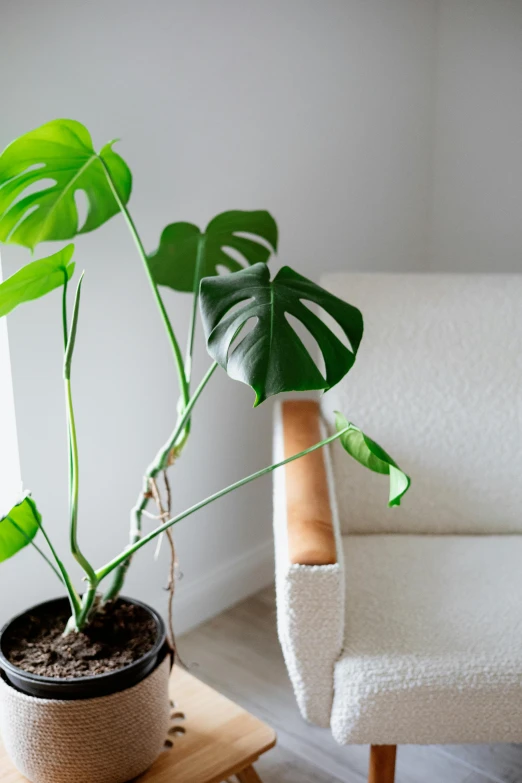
0, 119, 410, 644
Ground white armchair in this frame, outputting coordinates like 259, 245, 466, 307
273, 273, 522, 783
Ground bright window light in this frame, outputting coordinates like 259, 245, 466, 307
0, 253, 23, 516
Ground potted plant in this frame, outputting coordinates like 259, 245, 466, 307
0, 119, 410, 783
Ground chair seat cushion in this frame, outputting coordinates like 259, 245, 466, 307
332, 534, 522, 745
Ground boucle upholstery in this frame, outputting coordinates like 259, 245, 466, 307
320, 273, 522, 535
273, 402, 344, 727
332, 534, 522, 744
273, 273, 522, 749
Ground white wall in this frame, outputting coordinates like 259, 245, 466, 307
1, 0, 517, 631
430, 0, 522, 272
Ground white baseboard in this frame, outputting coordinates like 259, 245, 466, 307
174, 539, 275, 635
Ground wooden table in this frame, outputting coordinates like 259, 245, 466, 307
0, 666, 277, 783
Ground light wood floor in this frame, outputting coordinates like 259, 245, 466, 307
179, 585, 522, 783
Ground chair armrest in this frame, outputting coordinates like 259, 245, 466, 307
282, 400, 337, 566
273, 400, 345, 728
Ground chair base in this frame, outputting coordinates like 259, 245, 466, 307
368, 745, 397, 783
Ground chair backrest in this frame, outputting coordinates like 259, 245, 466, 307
320, 273, 522, 535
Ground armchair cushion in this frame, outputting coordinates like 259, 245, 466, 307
320, 273, 522, 535
332, 534, 522, 745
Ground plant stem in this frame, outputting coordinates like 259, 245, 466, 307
98, 157, 189, 410
60, 271, 91, 627
100, 483, 148, 602
62, 270, 75, 501
149, 361, 218, 473
65, 380, 94, 579
36, 518, 81, 619
64, 274, 97, 586
62, 269, 69, 351
96, 425, 351, 582
102, 361, 218, 602
97, 156, 191, 601
184, 234, 206, 386
76, 585, 98, 629
6, 517, 64, 584
149, 474, 177, 655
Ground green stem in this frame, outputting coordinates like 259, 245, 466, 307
98, 157, 191, 601
36, 518, 81, 618
96, 425, 350, 582
98, 157, 189, 410
65, 379, 94, 579
60, 271, 89, 627
62, 269, 69, 351
184, 235, 206, 387
64, 584, 98, 634
64, 274, 97, 586
149, 361, 218, 473
77, 586, 97, 629
102, 361, 218, 603
7, 518, 64, 584
63, 273, 73, 502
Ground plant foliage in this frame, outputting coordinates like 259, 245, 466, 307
0, 119, 131, 250
200, 263, 364, 405
0, 244, 75, 317
0, 117, 411, 633
0, 496, 41, 562
149, 210, 278, 293
335, 412, 410, 506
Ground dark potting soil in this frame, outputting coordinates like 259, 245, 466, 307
3, 599, 157, 679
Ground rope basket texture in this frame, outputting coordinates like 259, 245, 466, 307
0, 655, 170, 783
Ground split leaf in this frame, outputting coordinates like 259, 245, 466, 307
200, 263, 363, 405
0, 119, 132, 249
149, 210, 278, 293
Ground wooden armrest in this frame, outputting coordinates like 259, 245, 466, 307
282, 400, 337, 566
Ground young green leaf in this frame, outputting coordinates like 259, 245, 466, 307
199, 263, 363, 405
148, 210, 278, 293
0, 244, 75, 317
0, 496, 41, 562
335, 412, 411, 506
64, 271, 85, 379
0, 119, 132, 250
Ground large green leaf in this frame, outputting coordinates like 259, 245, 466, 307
200, 263, 363, 405
0, 496, 41, 562
149, 210, 278, 293
335, 412, 411, 507
0, 119, 132, 250
0, 244, 75, 317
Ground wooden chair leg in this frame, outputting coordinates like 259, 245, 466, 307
368, 745, 397, 783
236, 764, 264, 782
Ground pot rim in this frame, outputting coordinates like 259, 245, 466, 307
0, 595, 167, 698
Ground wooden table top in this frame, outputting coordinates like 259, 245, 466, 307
0, 666, 277, 783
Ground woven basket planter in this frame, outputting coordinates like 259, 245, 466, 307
0, 597, 171, 783
0, 654, 170, 783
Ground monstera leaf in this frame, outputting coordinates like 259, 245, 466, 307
335, 412, 410, 506
0, 496, 41, 562
200, 263, 363, 405
0, 244, 75, 317
149, 210, 278, 293
0, 119, 132, 250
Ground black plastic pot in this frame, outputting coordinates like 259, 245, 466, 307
0, 595, 168, 700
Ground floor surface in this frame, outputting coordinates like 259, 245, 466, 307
179, 586, 522, 783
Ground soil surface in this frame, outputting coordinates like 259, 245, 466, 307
3, 599, 158, 679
